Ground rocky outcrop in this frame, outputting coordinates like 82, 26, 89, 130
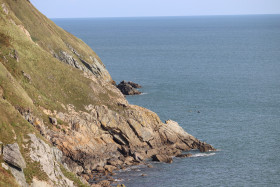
27, 134, 75, 187
23, 103, 215, 185
3, 143, 26, 170
127, 81, 141, 88
14, 101, 215, 186
56, 51, 84, 71
3, 143, 28, 187
117, 81, 142, 95
1, 135, 79, 187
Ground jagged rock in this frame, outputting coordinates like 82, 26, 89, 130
152, 155, 173, 163
10, 166, 28, 187
57, 51, 83, 70
3, 143, 26, 170
124, 156, 134, 165
198, 142, 215, 152
2, 143, 28, 187
127, 81, 142, 88
49, 117, 57, 125
28, 134, 74, 187
133, 152, 144, 162
117, 81, 141, 95
107, 158, 123, 167
104, 165, 117, 173
146, 149, 159, 157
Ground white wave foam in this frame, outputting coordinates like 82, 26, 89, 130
190, 153, 216, 158
114, 179, 124, 182
140, 92, 148, 95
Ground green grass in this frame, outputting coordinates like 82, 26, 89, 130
60, 164, 90, 187
23, 161, 49, 185
0, 0, 119, 114
0, 0, 130, 185
0, 165, 20, 187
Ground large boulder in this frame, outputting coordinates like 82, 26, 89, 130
152, 155, 173, 163
3, 143, 26, 170
117, 81, 141, 95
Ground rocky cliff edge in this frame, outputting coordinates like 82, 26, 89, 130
0, 0, 215, 186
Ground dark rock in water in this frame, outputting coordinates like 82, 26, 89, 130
176, 153, 192, 158
147, 164, 153, 168
152, 154, 173, 163
117, 81, 141, 95
198, 142, 215, 152
127, 81, 142, 88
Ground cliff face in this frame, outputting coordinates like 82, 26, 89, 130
0, 0, 214, 186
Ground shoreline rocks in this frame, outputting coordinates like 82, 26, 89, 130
117, 81, 142, 95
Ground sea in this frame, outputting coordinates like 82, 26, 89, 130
53, 15, 280, 187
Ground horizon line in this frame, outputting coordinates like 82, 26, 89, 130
50, 13, 280, 19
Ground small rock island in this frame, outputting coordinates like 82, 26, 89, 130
117, 81, 142, 95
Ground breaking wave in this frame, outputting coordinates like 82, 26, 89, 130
190, 152, 216, 157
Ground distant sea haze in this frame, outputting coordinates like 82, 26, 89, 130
54, 15, 280, 186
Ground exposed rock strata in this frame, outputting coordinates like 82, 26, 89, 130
3, 143, 28, 187
3, 143, 26, 170
18, 103, 215, 186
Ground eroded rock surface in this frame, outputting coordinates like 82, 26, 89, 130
27, 134, 75, 187
24, 103, 215, 185
3, 143, 26, 170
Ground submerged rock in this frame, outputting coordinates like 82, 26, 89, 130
117, 81, 142, 95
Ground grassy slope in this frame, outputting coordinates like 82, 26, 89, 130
0, 0, 116, 185
0, 0, 121, 113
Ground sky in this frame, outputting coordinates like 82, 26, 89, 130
30, 0, 280, 18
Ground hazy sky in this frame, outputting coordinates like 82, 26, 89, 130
30, 0, 280, 18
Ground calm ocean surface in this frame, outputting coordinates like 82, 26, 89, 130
54, 15, 280, 187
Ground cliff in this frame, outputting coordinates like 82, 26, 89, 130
0, 0, 215, 186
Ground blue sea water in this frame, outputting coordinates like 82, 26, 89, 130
54, 15, 280, 187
